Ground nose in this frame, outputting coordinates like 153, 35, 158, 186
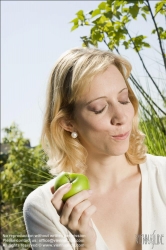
110, 106, 127, 126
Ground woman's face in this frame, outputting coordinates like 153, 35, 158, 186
73, 64, 135, 157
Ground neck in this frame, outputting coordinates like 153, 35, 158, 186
84, 154, 138, 193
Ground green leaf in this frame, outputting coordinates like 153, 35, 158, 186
76, 10, 84, 16
160, 30, 166, 40
76, 10, 85, 21
122, 15, 130, 24
127, 0, 142, 3
141, 6, 149, 14
70, 17, 77, 23
133, 35, 147, 42
70, 17, 78, 25
129, 4, 140, 19
143, 42, 150, 48
151, 29, 156, 34
123, 41, 130, 49
152, 26, 166, 39
114, 0, 122, 10
158, 27, 164, 33
105, 5, 112, 12
104, 11, 113, 19
108, 41, 115, 50
103, 21, 113, 33
98, 2, 106, 10
71, 24, 79, 31
114, 21, 121, 30
141, 13, 147, 21
155, 1, 166, 16
115, 11, 122, 19
122, 7, 129, 13
93, 15, 108, 25
91, 9, 101, 17
82, 42, 88, 47
114, 30, 126, 43
91, 30, 104, 42
130, 35, 149, 51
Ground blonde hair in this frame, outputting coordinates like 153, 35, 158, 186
41, 48, 147, 175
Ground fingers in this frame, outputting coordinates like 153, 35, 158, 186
51, 183, 71, 213
51, 186, 96, 236
60, 190, 92, 225
51, 185, 97, 247
79, 204, 97, 231
60, 199, 91, 227
70, 200, 91, 223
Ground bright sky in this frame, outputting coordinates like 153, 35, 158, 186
2, 1, 165, 146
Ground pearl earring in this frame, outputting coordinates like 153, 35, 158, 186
71, 132, 78, 138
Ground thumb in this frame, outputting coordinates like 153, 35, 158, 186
51, 183, 72, 213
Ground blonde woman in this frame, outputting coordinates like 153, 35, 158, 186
23, 48, 166, 250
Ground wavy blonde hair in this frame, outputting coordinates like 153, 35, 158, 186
41, 48, 147, 175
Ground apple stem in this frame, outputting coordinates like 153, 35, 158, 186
65, 173, 72, 183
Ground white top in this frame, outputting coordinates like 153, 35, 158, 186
23, 154, 166, 250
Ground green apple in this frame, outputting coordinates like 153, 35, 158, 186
54, 172, 90, 202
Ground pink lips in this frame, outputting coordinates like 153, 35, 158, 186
111, 131, 130, 140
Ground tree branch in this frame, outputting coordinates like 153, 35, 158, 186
130, 75, 166, 134
124, 26, 166, 103
130, 74, 166, 116
146, 0, 166, 70
103, 39, 166, 116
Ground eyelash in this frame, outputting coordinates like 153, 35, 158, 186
121, 101, 130, 105
94, 107, 106, 114
94, 101, 130, 114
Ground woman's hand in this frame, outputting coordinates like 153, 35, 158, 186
51, 183, 97, 249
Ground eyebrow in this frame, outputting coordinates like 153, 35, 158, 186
86, 87, 128, 105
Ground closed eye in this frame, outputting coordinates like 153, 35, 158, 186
94, 106, 106, 114
94, 101, 130, 114
120, 101, 130, 105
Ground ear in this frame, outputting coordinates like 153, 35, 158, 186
59, 117, 75, 133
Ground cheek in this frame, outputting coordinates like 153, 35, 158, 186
77, 118, 97, 132
75, 113, 105, 134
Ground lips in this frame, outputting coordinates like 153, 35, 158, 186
111, 131, 130, 140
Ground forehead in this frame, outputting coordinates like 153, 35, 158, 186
76, 65, 127, 104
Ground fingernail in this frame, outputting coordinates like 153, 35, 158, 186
88, 190, 93, 195
64, 183, 72, 189
50, 186, 55, 194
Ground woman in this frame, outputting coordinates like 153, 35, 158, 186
23, 48, 166, 250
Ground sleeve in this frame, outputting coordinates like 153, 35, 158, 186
23, 188, 78, 250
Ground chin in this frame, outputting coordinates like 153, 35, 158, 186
108, 144, 129, 156
111, 151, 127, 157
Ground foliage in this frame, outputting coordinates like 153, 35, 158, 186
70, 0, 166, 52
70, 0, 166, 156
139, 109, 166, 156
1, 123, 52, 247
70, 0, 166, 105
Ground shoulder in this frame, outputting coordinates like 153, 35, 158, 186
141, 154, 166, 189
23, 177, 56, 214
145, 154, 166, 171
140, 154, 166, 188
